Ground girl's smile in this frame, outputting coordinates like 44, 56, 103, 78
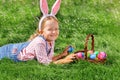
41, 19, 59, 42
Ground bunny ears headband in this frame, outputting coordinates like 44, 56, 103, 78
39, 0, 61, 31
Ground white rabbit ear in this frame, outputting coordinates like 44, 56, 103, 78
51, 0, 61, 15
40, 0, 49, 15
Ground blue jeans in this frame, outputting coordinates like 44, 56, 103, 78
0, 42, 30, 62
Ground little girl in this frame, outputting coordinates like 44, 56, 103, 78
0, 0, 76, 65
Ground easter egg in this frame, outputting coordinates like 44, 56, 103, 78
68, 46, 74, 53
90, 54, 96, 60
95, 57, 98, 60
87, 50, 93, 54
76, 52, 84, 59
97, 52, 107, 60
94, 51, 99, 56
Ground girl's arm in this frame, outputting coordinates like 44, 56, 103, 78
52, 46, 69, 61
53, 54, 76, 64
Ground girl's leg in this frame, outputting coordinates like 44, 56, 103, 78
0, 45, 10, 60
0, 42, 29, 62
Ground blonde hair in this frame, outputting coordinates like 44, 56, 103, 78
28, 16, 58, 41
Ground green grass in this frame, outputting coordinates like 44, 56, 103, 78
0, 0, 120, 80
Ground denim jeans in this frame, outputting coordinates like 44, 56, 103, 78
0, 42, 30, 62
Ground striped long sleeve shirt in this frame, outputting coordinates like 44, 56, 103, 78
17, 36, 54, 64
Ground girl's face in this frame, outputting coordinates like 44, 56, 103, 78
41, 19, 59, 42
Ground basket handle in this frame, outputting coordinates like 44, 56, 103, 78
84, 34, 94, 59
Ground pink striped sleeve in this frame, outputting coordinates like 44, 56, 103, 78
35, 43, 52, 65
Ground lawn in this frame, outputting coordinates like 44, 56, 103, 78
0, 0, 120, 80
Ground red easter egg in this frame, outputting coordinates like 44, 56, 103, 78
76, 52, 84, 59
97, 52, 107, 60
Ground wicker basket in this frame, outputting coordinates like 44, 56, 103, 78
75, 34, 106, 64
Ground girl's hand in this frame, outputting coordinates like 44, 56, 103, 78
53, 54, 76, 64
64, 53, 76, 60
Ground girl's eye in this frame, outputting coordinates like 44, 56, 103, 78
48, 28, 59, 31
48, 28, 52, 31
55, 28, 59, 31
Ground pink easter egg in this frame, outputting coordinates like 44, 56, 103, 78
97, 52, 107, 60
76, 52, 84, 59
